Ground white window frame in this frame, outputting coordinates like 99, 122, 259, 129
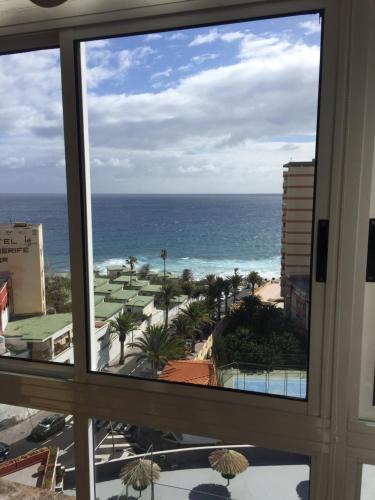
0, 0, 374, 498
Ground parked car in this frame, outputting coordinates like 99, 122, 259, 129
0, 443, 9, 461
30, 414, 65, 441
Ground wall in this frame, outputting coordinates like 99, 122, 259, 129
0, 224, 46, 316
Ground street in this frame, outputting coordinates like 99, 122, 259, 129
0, 411, 110, 470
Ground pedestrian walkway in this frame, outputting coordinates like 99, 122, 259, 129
95, 431, 135, 464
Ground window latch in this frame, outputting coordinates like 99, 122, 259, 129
316, 219, 329, 282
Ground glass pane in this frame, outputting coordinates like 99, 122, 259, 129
0, 49, 74, 364
361, 464, 375, 499
83, 13, 322, 398
92, 418, 310, 499
0, 403, 75, 496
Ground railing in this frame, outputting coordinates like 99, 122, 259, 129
217, 361, 307, 399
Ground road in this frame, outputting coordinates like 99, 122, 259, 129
0, 412, 109, 470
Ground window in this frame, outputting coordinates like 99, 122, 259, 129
83, 13, 322, 401
0, 403, 75, 495
0, 48, 74, 365
92, 418, 310, 499
0, 0, 373, 499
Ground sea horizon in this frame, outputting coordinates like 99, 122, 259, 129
0, 193, 282, 279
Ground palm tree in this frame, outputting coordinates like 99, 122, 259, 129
160, 249, 168, 284
109, 312, 138, 365
161, 282, 175, 328
125, 325, 185, 377
181, 268, 193, 282
139, 263, 151, 279
230, 268, 242, 303
180, 301, 212, 351
126, 256, 138, 285
222, 278, 232, 315
205, 273, 217, 314
171, 314, 192, 339
214, 276, 225, 320
246, 271, 264, 296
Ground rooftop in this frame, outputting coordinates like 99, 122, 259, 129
112, 275, 132, 284
159, 360, 217, 386
5, 313, 72, 342
94, 283, 123, 295
109, 289, 139, 301
95, 301, 123, 320
141, 284, 163, 293
124, 279, 150, 289
94, 295, 104, 306
107, 264, 128, 272
283, 160, 315, 169
126, 295, 154, 308
94, 277, 109, 289
172, 295, 189, 304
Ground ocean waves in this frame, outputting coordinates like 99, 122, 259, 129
95, 255, 281, 280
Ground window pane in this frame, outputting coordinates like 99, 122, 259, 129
83, 13, 321, 399
0, 49, 74, 364
361, 464, 375, 499
92, 418, 310, 499
0, 403, 75, 496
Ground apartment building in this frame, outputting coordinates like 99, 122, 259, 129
0, 223, 46, 317
281, 160, 315, 331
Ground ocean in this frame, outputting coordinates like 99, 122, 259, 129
0, 194, 282, 279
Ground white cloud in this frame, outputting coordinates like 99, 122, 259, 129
151, 67, 173, 80
300, 19, 321, 35
190, 29, 219, 46
178, 64, 193, 72
221, 32, 244, 42
190, 29, 245, 46
85, 44, 156, 88
145, 33, 162, 41
168, 32, 187, 41
0, 31, 320, 194
84, 32, 320, 193
192, 53, 219, 64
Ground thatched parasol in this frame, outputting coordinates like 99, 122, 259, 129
120, 458, 161, 495
208, 448, 249, 485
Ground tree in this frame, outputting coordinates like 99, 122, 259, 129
109, 312, 138, 365
222, 278, 232, 316
204, 274, 217, 314
126, 256, 138, 284
181, 280, 194, 298
180, 302, 212, 351
214, 276, 225, 320
181, 268, 193, 282
45, 274, 71, 313
125, 325, 185, 377
246, 271, 264, 296
161, 282, 175, 328
230, 268, 242, 303
171, 314, 192, 340
160, 249, 168, 284
139, 264, 151, 279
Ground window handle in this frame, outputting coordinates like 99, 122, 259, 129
316, 219, 329, 282
366, 219, 375, 282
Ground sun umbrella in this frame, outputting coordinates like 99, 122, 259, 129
120, 458, 161, 496
208, 448, 249, 485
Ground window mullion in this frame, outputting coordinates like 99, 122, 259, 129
59, 31, 95, 381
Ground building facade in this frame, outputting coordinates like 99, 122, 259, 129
0, 223, 46, 317
280, 161, 314, 331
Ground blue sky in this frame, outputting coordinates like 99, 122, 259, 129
0, 13, 321, 193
